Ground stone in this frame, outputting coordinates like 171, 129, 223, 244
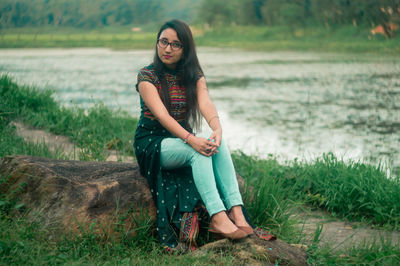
193, 237, 307, 265
0, 155, 154, 237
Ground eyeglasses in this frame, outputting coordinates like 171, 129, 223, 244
157, 38, 183, 50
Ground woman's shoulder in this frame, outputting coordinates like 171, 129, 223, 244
137, 63, 158, 83
138, 63, 156, 75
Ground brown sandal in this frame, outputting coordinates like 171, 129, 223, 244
208, 227, 248, 240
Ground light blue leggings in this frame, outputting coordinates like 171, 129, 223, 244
160, 137, 243, 217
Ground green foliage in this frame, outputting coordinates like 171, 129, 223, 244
290, 153, 400, 227
232, 152, 400, 229
0, 30, 156, 49
2, 0, 399, 33
0, 24, 399, 54
198, 0, 400, 30
0, 124, 68, 160
0, 0, 197, 29
0, 207, 236, 265
0, 174, 26, 216
307, 236, 400, 265
0, 75, 69, 159
0, 75, 138, 160
195, 25, 400, 54
232, 152, 295, 236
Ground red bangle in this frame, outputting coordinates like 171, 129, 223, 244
183, 133, 192, 144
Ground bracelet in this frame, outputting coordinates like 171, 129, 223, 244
207, 115, 219, 125
183, 133, 192, 144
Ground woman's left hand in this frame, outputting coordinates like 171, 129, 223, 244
208, 128, 222, 154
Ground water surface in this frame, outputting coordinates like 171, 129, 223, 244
1, 48, 399, 172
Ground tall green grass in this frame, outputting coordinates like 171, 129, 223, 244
307, 237, 400, 265
232, 152, 296, 238
290, 153, 400, 227
0, 75, 138, 161
233, 152, 400, 229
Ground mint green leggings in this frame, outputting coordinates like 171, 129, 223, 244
160, 137, 243, 217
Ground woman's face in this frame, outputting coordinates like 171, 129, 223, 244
157, 28, 183, 69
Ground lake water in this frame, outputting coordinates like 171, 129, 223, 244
1, 48, 399, 172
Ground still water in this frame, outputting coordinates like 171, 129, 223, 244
1, 48, 399, 171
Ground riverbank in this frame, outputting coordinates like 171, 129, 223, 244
1, 75, 400, 264
1, 25, 399, 54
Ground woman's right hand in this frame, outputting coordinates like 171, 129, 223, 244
187, 135, 219, 157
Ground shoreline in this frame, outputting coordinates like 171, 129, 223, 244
1, 25, 399, 55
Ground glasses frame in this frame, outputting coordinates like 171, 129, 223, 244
157, 38, 183, 50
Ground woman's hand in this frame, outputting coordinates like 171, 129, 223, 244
208, 128, 222, 149
206, 128, 222, 154
187, 135, 219, 157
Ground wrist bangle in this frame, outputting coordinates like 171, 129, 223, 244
207, 115, 219, 124
183, 133, 192, 144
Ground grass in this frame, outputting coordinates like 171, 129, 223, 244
196, 25, 400, 55
306, 236, 400, 265
233, 152, 400, 230
0, 75, 400, 264
0, 75, 138, 161
0, 208, 236, 265
1, 25, 399, 54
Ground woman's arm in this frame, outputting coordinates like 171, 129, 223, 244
138, 81, 217, 156
197, 77, 222, 149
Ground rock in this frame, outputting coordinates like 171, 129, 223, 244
0, 155, 307, 264
0, 155, 155, 236
193, 237, 307, 265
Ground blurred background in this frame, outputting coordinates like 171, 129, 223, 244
0, 0, 399, 34
0, 0, 399, 175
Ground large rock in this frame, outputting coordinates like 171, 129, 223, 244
0, 155, 154, 236
0, 155, 307, 265
194, 238, 307, 266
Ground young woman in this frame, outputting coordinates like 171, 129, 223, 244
134, 19, 253, 250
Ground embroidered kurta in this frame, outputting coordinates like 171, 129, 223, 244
134, 64, 202, 248
134, 64, 272, 250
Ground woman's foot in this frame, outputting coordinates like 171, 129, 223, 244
228, 206, 254, 236
209, 211, 248, 240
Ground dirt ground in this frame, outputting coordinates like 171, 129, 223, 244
291, 207, 399, 250
12, 121, 134, 163
12, 121, 400, 250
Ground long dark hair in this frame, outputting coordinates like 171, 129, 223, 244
153, 19, 203, 132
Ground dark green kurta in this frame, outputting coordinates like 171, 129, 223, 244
134, 115, 202, 248
134, 64, 254, 248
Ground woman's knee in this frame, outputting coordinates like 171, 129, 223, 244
190, 151, 212, 166
160, 138, 198, 169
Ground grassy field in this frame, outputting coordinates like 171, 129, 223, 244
1, 25, 399, 54
0, 75, 137, 161
1, 75, 400, 264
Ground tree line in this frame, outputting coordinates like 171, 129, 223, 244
0, 0, 197, 29
200, 0, 399, 27
1, 0, 399, 33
